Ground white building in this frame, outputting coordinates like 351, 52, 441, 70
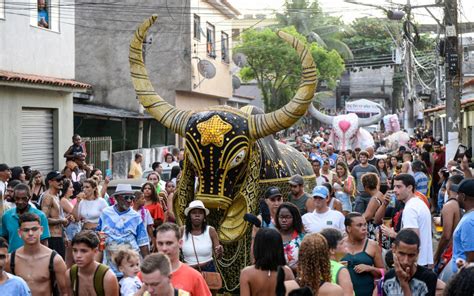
0, 0, 90, 172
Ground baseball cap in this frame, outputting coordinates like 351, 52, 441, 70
451, 179, 474, 194
45, 171, 65, 182
289, 174, 304, 186
312, 185, 329, 199
265, 186, 282, 199
0, 163, 10, 171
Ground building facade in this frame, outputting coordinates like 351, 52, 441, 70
75, 0, 239, 150
0, 0, 89, 172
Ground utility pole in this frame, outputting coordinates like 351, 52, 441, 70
404, 0, 415, 134
444, 0, 461, 161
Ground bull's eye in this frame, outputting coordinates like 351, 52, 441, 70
230, 149, 247, 168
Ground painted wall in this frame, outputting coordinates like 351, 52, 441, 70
75, 0, 235, 113
0, 0, 75, 78
0, 85, 74, 169
75, 0, 192, 113
190, 0, 234, 99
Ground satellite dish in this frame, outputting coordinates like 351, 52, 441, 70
232, 53, 248, 68
232, 75, 241, 89
197, 60, 216, 79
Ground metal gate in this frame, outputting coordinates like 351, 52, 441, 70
83, 137, 112, 175
21, 108, 54, 173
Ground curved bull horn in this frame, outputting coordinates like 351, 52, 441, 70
308, 103, 333, 125
248, 31, 318, 139
129, 15, 190, 136
358, 103, 385, 127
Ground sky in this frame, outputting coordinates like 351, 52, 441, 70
230, 0, 474, 26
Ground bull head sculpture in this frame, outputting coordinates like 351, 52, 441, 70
309, 104, 385, 150
129, 15, 317, 243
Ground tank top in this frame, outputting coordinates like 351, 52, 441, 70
330, 260, 345, 284
328, 197, 335, 210
341, 239, 375, 296
181, 226, 213, 265
288, 193, 310, 215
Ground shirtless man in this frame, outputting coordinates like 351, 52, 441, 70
42, 171, 68, 258
65, 230, 118, 296
434, 174, 464, 282
6, 212, 67, 296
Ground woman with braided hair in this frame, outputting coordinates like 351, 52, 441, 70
297, 233, 343, 296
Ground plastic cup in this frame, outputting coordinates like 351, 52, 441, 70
383, 217, 392, 227
433, 216, 443, 233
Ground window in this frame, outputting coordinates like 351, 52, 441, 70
206, 23, 216, 58
232, 29, 240, 42
37, 0, 50, 28
0, 0, 5, 19
221, 32, 229, 63
193, 14, 201, 41
30, 0, 59, 31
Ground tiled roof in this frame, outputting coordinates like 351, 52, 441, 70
0, 70, 91, 89
424, 97, 474, 113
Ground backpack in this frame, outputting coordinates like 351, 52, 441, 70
70, 263, 109, 296
10, 250, 59, 296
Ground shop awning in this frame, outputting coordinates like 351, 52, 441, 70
74, 103, 153, 119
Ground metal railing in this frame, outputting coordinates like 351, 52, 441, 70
83, 137, 112, 174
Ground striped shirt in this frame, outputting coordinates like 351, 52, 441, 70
414, 171, 429, 196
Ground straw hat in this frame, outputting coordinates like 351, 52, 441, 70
184, 200, 210, 216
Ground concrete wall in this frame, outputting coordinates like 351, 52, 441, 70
112, 146, 174, 179
349, 66, 394, 98
0, 0, 75, 78
0, 85, 74, 169
75, 0, 192, 113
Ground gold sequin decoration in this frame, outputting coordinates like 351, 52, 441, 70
197, 115, 232, 147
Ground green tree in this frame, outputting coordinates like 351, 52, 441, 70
342, 17, 401, 59
276, 0, 354, 60
235, 27, 344, 112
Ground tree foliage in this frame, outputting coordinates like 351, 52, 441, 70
235, 27, 344, 112
276, 0, 354, 60
342, 17, 435, 59
342, 17, 402, 59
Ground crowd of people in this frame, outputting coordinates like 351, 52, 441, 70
1, 128, 474, 295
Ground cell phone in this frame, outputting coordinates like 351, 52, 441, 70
105, 169, 112, 179
454, 144, 467, 161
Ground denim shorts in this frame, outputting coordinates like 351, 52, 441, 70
65, 222, 81, 241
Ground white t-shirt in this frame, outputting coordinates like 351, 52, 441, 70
137, 207, 154, 226
119, 276, 142, 296
401, 196, 433, 265
316, 176, 327, 186
302, 208, 345, 234
0, 180, 6, 195
78, 198, 108, 223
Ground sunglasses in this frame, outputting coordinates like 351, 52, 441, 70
0, 254, 6, 260
122, 195, 136, 201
